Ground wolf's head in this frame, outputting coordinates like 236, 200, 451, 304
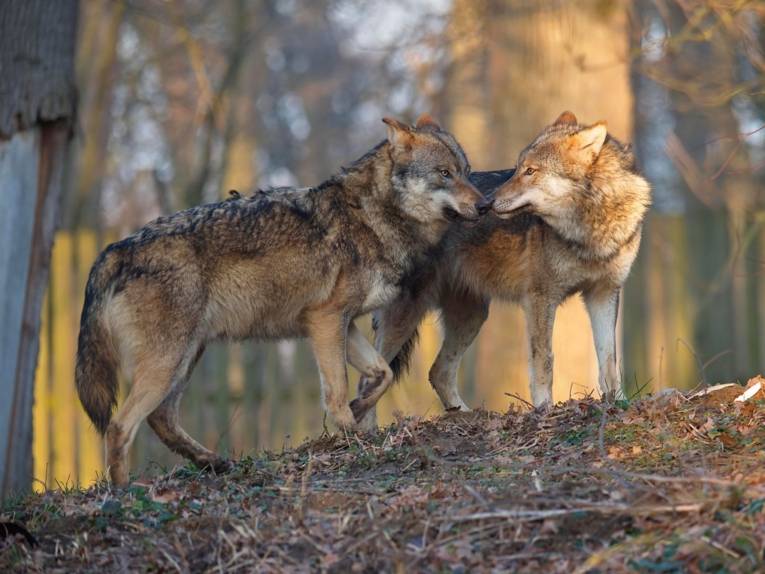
493, 111, 617, 219
384, 114, 488, 222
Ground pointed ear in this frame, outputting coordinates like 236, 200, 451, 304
553, 110, 578, 126
382, 117, 413, 147
415, 113, 440, 130
567, 122, 607, 163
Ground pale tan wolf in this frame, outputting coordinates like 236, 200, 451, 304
352, 112, 651, 423
75, 114, 489, 485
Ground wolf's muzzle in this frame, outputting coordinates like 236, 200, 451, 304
476, 198, 494, 215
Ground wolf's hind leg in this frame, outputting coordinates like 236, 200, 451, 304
147, 345, 232, 473
429, 290, 489, 411
106, 353, 181, 486
347, 322, 393, 425
584, 288, 623, 400
306, 310, 356, 430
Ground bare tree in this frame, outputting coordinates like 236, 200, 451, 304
0, 0, 79, 499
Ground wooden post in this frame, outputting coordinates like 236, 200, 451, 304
0, 0, 79, 499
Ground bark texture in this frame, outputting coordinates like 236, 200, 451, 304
0, 0, 78, 138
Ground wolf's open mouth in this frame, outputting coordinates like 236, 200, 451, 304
494, 203, 532, 218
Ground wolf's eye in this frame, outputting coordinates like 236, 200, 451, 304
524, 167, 537, 176
439, 169, 451, 178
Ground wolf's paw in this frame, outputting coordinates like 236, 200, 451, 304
330, 405, 357, 431
600, 389, 626, 403
444, 403, 471, 414
350, 398, 367, 422
197, 456, 234, 475
356, 411, 378, 432
534, 401, 554, 414
212, 458, 235, 474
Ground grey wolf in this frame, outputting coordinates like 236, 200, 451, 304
353, 111, 651, 423
75, 114, 487, 485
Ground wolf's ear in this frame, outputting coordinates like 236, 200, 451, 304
567, 122, 607, 163
415, 113, 440, 130
383, 117, 413, 147
553, 111, 578, 126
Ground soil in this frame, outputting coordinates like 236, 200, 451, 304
2, 377, 764, 573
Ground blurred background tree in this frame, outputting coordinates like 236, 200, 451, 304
25, 0, 765, 489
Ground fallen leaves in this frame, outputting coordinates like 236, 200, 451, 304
2, 376, 765, 572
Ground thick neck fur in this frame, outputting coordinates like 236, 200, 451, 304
544, 142, 651, 260
327, 141, 448, 257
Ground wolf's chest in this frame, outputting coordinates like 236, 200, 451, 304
361, 274, 400, 312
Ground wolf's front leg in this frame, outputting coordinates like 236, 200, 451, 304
357, 292, 432, 429
429, 290, 489, 411
584, 288, 623, 400
522, 297, 558, 408
347, 322, 393, 426
306, 310, 356, 430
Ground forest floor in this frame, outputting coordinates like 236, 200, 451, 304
2, 377, 765, 573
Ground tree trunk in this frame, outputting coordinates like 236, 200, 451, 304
0, 0, 78, 500
67, 0, 123, 235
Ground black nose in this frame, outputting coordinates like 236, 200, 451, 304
476, 198, 494, 215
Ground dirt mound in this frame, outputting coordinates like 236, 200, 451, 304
2, 377, 765, 572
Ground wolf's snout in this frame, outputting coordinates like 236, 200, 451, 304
476, 198, 493, 215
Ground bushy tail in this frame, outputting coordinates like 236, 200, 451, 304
388, 328, 420, 381
75, 252, 120, 435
